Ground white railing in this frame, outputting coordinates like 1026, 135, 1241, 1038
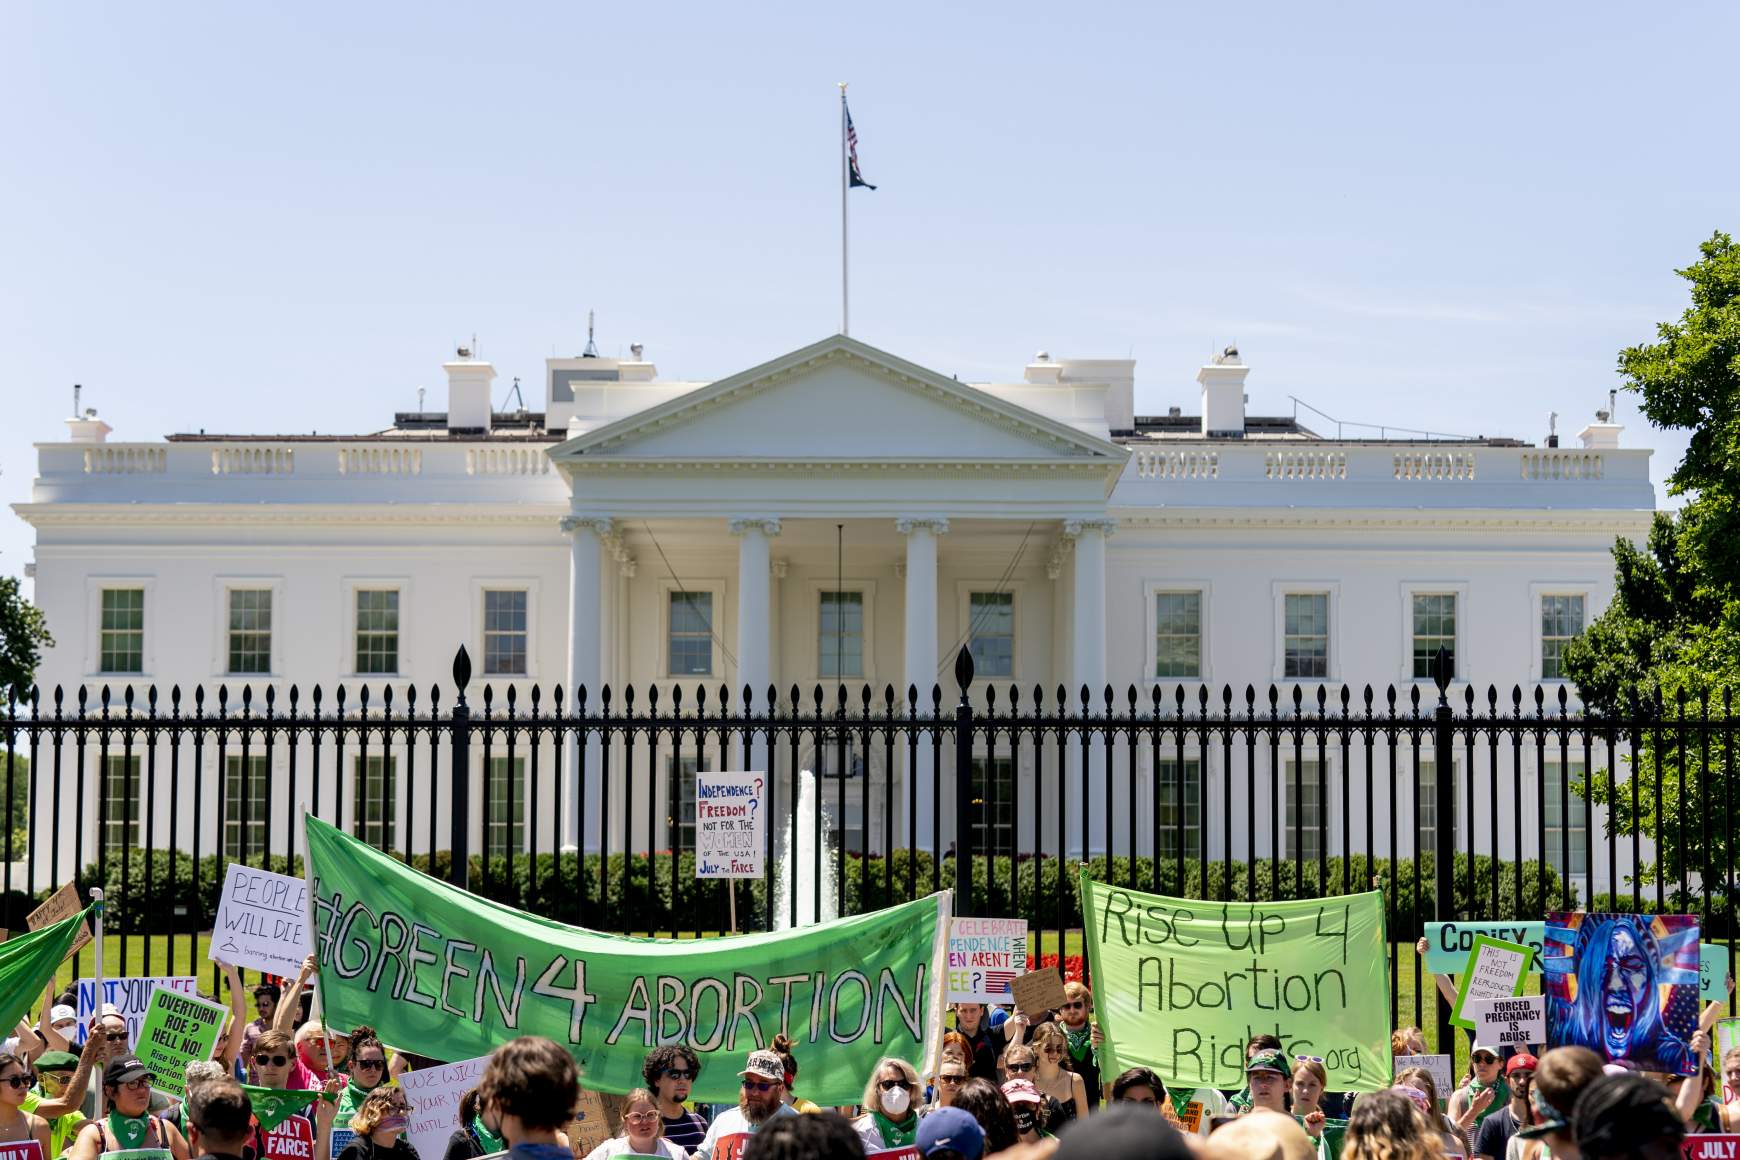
83, 446, 166, 474
1394, 452, 1477, 481
338, 446, 422, 476
1264, 450, 1346, 480
1133, 448, 1218, 479
467, 447, 551, 476
211, 447, 295, 475
1521, 451, 1603, 480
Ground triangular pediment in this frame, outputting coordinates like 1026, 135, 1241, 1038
547, 335, 1126, 468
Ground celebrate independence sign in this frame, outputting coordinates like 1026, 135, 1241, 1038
1080, 871, 1391, 1092
303, 815, 949, 1106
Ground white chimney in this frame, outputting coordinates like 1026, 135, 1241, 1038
1023, 351, 1063, 384
66, 409, 111, 443
1056, 357, 1136, 432
1198, 345, 1249, 437
445, 349, 497, 432
1578, 419, 1623, 449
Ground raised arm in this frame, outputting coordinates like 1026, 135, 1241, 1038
11, 1017, 44, 1062
1676, 1032, 1712, 1123
274, 954, 318, 1035
32, 1018, 106, 1120
36, 984, 69, 1055
216, 961, 247, 1068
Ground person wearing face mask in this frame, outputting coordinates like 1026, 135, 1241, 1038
21, 1029, 102, 1160
337, 1086, 418, 1160
582, 1089, 686, 1159
851, 1059, 920, 1152
999, 1079, 1051, 1145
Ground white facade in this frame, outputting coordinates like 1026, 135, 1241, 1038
14, 334, 1653, 893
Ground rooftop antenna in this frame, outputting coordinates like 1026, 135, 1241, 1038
417, 386, 426, 415
72, 383, 81, 418
582, 310, 599, 358
503, 376, 527, 413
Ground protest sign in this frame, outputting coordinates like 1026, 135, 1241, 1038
1080, 870, 1391, 1092
945, 918, 1027, 1004
210, 862, 311, 977
1466, 995, 1546, 1048
260, 1117, 314, 1160
398, 1054, 491, 1160
1544, 912, 1701, 1075
565, 1088, 611, 1155
0, 1141, 44, 1160
1451, 935, 1533, 1030
1715, 1018, 1740, 1064
1010, 968, 1068, 1018
866, 1149, 922, 1160
1173, 1101, 1205, 1133
328, 1130, 355, 1160
1682, 1136, 1740, 1160
694, 773, 765, 878
25, 883, 92, 957
1395, 1053, 1454, 1098
102, 1152, 171, 1160
1426, 922, 1728, 1001
135, 985, 229, 1098
75, 976, 199, 1047
307, 813, 949, 1106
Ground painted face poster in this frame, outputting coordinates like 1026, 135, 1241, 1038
1543, 912, 1701, 1075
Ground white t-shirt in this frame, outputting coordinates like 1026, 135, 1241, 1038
693, 1104, 797, 1159
580, 1137, 688, 1160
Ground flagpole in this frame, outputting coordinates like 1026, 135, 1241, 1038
839, 82, 849, 337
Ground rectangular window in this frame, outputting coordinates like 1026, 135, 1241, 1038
970, 755, 1016, 858
667, 591, 713, 677
223, 755, 269, 862
1542, 760, 1589, 877
485, 756, 526, 859
818, 591, 864, 679
1416, 758, 1459, 855
1155, 757, 1203, 860
1541, 595, 1586, 680
1154, 592, 1203, 678
1284, 759, 1324, 862
99, 589, 145, 674
226, 589, 273, 675
667, 754, 699, 853
101, 756, 140, 851
968, 592, 1015, 678
1411, 593, 1456, 680
483, 589, 528, 676
1283, 593, 1330, 679
353, 755, 396, 849
355, 590, 400, 675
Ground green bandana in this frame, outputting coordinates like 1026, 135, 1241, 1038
107, 1111, 150, 1151
1063, 1023, 1096, 1068
870, 1110, 917, 1149
471, 1119, 505, 1154
240, 1086, 322, 1130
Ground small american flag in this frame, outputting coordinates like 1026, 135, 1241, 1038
983, 969, 1017, 995
846, 99, 876, 190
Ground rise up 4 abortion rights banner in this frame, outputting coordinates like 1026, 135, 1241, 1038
1080, 870, 1391, 1093
303, 815, 950, 1106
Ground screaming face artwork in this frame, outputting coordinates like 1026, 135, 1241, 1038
1543, 912, 1700, 1076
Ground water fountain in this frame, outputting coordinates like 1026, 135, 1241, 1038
773, 768, 839, 928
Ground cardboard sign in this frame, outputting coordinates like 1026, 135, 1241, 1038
695, 772, 765, 878
1395, 1054, 1454, 1101
1176, 1101, 1205, 1133
945, 918, 1028, 1004
1452, 935, 1534, 1030
75, 976, 199, 1047
135, 985, 230, 1098
261, 1115, 314, 1160
26, 883, 92, 956
1426, 923, 1730, 1001
328, 1130, 355, 1160
1682, 1136, 1740, 1160
210, 863, 311, 977
564, 1088, 611, 1156
0, 1141, 45, 1160
397, 1054, 491, 1160
1466, 995, 1547, 1048
1009, 968, 1068, 1018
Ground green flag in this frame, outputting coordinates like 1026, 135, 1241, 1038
0, 902, 92, 1034
304, 814, 950, 1105
1079, 869, 1391, 1093
239, 1086, 322, 1130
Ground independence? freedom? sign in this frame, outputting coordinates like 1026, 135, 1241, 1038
694, 773, 765, 879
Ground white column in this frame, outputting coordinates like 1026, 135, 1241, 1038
1065, 517, 1115, 858
898, 517, 948, 850
561, 515, 612, 851
730, 518, 781, 709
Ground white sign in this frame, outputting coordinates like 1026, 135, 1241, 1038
75, 976, 199, 1047
398, 1054, 491, 1160
695, 772, 765, 879
1395, 1053, 1454, 1101
210, 863, 311, 977
1466, 995, 1547, 1048
945, 918, 1028, 1004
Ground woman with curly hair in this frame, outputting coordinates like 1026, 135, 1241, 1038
337, 1086, 417, 1160
1342, 1089, 1441, 1160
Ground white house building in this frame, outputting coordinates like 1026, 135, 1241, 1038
14, 333, 1654, 893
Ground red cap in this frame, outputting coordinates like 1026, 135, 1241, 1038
1507, 1053, 1539, 1076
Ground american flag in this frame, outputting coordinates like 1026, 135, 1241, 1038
846, 99, 876, 190
983, 969, 1017, 995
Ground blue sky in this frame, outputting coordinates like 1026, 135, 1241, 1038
5, 1, 1735, 581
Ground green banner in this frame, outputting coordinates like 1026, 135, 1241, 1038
304, 814, 949, 1106
0, 904, 92, 1035
1080, 870, 1391, 1093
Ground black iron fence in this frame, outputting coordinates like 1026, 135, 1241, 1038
3, 645, 1735, 1045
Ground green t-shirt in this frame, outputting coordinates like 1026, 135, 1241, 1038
22, 1089, 88, 1160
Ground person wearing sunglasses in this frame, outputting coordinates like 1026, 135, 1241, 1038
337, 1026, 389, 1126
1055, 981, 1104, 1111
579, 1088, 685, 1160
66, 1055, 190, 1160
930, 1059, 972, 1111
249, 1030, 298, 1091
638, 1045, 707, 1152
694, 1049, 795, 1158
21, 1028, 103, 1160
851, 1058, 921, 1152
0, 1052, 51, 1158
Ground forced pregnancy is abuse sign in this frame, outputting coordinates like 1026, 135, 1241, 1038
1080, 871, 1391, 1092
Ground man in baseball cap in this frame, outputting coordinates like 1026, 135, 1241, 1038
1474, 1053, 1539, 1160
694, 1048, 796, 1158
916, 1105, 985, 1160
1244, 1049, 1291, 1114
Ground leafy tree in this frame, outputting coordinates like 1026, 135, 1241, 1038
1564, 232, 1740, 895
0, 575, 53, 701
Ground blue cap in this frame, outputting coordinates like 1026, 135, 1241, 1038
987, 1007, 1009, 1029
917, 1106, 985, 1159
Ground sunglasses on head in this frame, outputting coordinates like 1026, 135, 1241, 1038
255, 1054, 290, 1067
742, 1080, 776, 1093
663, 1068, 695, 1081
1294, 1054, 1324, 1064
